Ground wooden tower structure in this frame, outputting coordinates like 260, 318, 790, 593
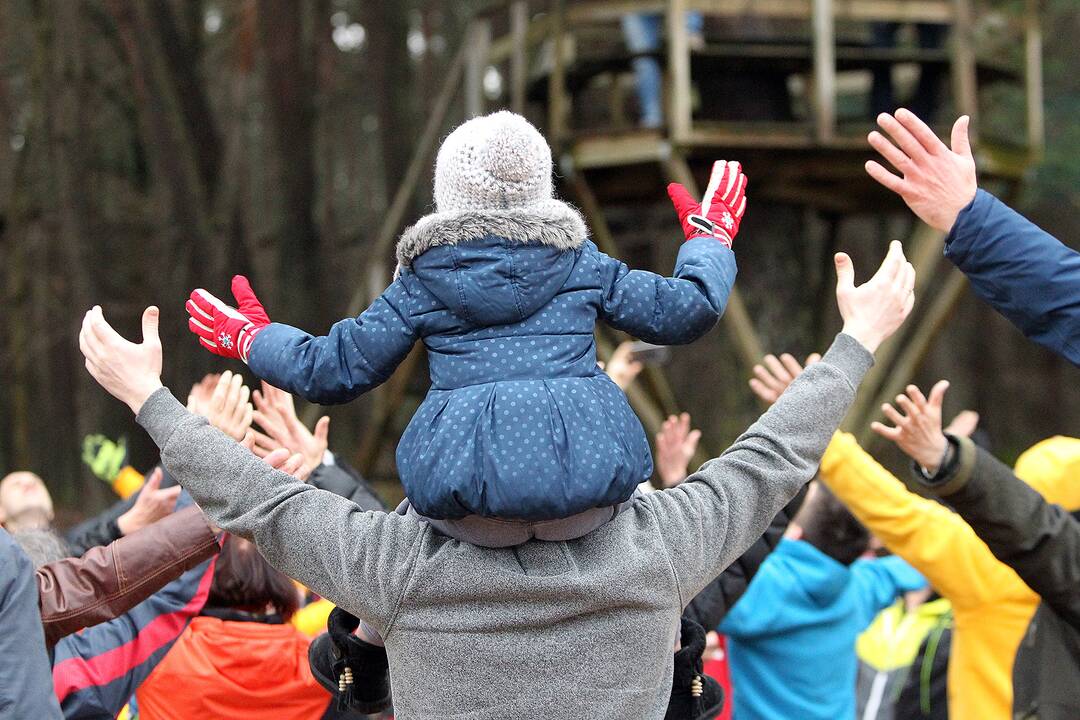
348, 0, 1045, 481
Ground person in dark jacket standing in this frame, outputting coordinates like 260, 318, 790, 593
864, 107, 1080, 366
0, 527, 63, 718
875, 382, 1080, 720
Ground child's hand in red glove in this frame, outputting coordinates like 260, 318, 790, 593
186, 275, 270, 363
667, 160, 748, 248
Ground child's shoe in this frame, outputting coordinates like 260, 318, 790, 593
665, 617, 724, 720
308, 608, 391, 714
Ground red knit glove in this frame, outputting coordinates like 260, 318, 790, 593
667, 160, 748, 248
186, 276, 270, 362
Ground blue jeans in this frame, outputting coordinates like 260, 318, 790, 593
621, 13, 704, 127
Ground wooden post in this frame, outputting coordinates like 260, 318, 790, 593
663, 152, 766, 372
811, 0, 836, 143
548, 0, 568, 149
857, 270, 968, 447
1024, 0, 1045, 157
465, 19, 492, 119
510, 1, 529, 113
666, 0, 693, 142
950, 0, 978, 137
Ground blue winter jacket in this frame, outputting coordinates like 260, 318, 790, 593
249, 202, 736, 520
719, 538, 925, 720
946, 189, 1080, 365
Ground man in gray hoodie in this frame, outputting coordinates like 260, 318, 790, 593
76, 242, 915, 719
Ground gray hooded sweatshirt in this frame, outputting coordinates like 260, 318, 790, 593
136, 333, 872, 719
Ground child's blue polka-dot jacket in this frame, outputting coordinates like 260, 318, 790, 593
248, 201, 736, 521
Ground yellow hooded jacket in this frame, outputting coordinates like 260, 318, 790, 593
819, 434, 1080, 720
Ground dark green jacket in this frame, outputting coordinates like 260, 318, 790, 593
912, 436, 1080, 720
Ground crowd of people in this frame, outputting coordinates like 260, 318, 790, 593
1, 105, 1076, 720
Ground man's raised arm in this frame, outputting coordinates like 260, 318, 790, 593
647, 242, 916, 602
77, 305, 422, 633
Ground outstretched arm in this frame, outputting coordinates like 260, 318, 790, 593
648, 242, 916, 602
865, 108, 1080, 365
79, 305, 424, 633
875, 384, 1080, 627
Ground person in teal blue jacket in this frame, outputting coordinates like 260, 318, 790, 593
719, 485, 925, 720
866, 108, 1080, 366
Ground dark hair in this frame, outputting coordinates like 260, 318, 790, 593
798, 486, 869, 566
14, 529, 70, 569
208, 537, 299, 620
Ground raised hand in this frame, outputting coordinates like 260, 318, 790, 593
250, 381, 330, 476
116, 468, 182, 536
243, 435, 310, 482
865, 110, 977, 232
654, 413, 702, 488
79, 305, 164, 414
197, 371, 254, 441
871, 380, 952, 472
667, 160, 748, 248
747, 353, 821, 405
186, 275, 271, 362
835, 241, 916, 353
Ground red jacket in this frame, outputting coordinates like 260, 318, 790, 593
136, 615, 332, 719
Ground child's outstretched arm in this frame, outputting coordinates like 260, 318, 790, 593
187, 275, 418, 405
598, 161, 744, 345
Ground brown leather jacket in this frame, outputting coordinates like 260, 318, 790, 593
37, 505, 219, 646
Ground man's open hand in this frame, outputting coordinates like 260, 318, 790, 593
871, 381, 951, 472
243, 436, 310, 482
748, 353, 821, 405
251, 381, 329, 476
654, 413, 701, 488
865, 110, 977, 232
79, 306, 164, 414
836, 241, 916, 353
116, 468, 181, 536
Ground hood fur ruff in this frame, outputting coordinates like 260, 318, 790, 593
396, 199, 588, 268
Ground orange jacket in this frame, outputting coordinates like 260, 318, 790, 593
136, 616, 331, 720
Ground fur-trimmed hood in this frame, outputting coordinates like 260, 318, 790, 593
396, 199, 589, 327
395, 199, 588, 268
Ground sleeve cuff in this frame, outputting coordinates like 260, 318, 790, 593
944, 189, 994, 265
135, 387, 197, 451
910, 434, 977, 497
822, 333, 875, 391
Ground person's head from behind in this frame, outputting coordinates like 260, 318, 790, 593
791, 483, 869, 566
0, 472, 54, 531
14, 528, 70, 568
209, 537, 300, 621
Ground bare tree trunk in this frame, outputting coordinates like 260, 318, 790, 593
256, 0, 322, 326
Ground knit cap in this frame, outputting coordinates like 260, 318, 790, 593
434, 111, 553, 213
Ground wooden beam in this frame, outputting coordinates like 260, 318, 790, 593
1024, 0, 1045, 157
547, 0, 568, 149
857, 269, 968, 447
666, 0, 693, 142
509, 1, 528, 113
563, 0, 953, 24
950, 0, 978, 136
663, 152, 766, 372
465, 19, 492, 119
811, 0, 836, 143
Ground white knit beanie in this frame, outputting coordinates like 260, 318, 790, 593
433, 111, 553, 213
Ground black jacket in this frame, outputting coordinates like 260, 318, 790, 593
914, 435, 1080, 720
683, 484, 807, 630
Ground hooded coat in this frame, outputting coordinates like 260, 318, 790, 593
718, 539, 925, 720
248, 202, 735, 520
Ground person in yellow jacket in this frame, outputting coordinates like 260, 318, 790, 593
748, 352, 1080, 720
